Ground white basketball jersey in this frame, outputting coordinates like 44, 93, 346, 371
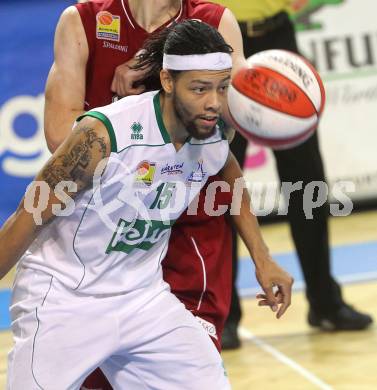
21, 91, 229, 297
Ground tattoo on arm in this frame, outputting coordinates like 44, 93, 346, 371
41, 126, 108, 189
42, 161, 72, 188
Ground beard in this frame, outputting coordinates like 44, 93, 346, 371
172, 92, 217, 140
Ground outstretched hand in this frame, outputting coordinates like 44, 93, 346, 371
255, 258, 294, 319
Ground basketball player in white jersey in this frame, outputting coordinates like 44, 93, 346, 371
1, 21, 293, 389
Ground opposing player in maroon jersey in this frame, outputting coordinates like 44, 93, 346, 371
44, 1, 290, 388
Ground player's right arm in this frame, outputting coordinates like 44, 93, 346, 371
220, 152, 294, 318
0, 117, 111, 279
44, 6, 88, 153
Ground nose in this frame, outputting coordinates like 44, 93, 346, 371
204, 90, 222, 113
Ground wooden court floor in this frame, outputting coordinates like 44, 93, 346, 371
1, 210, 376, 389
223, 281, 377, 390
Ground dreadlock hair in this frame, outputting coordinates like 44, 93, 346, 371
132, 19, 233, 91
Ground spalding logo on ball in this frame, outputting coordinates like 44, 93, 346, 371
228, 49, 325, 149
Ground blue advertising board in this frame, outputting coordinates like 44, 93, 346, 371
0, 0, 72, 225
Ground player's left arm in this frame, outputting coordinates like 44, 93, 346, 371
219, 152, 294, 318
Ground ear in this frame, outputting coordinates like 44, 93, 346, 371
160, 69, 174, 94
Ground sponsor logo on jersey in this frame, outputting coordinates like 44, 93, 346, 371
134, 160, 156, 186
131, 121, 143, 140
106, 218, 174, 254
160, 162, 184, 176
196, 316, 218, 340
102, 41, 128, 52
96, 11, 121, 42
187, 159, 206, 185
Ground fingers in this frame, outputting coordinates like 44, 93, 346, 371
276, 282, 293, 319
257, 291, 284, 304
132, 85, 146, 95
255, 259, 294, 318
256, 281, 293, 318
110, 79, 117, 94
110, 66, 148, 96
110, 77, 125, 95
261, 286, 278, 312
110, 79, 145, 97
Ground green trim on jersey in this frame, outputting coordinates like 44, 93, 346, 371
77, 111, 118, 153
188, 139, 225, 146
217, 118, 228, 140
153, 92, 171, 144
118, 143, 167, 154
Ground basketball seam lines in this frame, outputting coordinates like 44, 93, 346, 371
232, 66, 319, 118
227, 104, 314, 145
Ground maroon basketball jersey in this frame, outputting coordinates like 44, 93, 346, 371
76, 0, 225, 109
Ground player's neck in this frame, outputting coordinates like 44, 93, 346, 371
128, 0, 182, 33
159, 93, 188, 151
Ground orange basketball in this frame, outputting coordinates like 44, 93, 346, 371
98, 12, 113, 25
228, 50, 326, 149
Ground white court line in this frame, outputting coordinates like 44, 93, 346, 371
338, 271, 377, 284
238, 326, 334, 390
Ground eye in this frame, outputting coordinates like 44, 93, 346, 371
192, 87, 206, 94
219, 84, 229, 93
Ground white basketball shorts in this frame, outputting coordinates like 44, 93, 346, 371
7, 266, 230, 390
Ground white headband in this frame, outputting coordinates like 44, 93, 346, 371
162, 52, 232, 71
